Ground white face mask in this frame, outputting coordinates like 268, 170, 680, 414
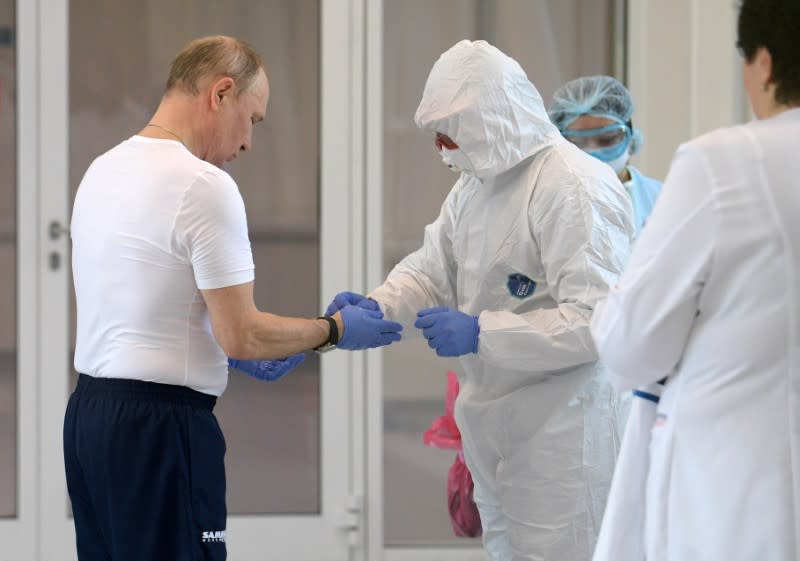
439, 147, 475, 175
605, 151, 630, 177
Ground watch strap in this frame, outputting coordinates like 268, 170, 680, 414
314, 315, 339, 350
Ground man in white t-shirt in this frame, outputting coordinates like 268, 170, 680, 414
64, 35, 402, 561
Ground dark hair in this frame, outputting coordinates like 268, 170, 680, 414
166, 36, 264, 96
737, 0, 800, 105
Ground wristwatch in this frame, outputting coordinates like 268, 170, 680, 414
314, 315, 339, 353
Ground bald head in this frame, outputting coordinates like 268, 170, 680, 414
166, 35, 265, 97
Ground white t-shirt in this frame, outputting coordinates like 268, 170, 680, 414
71, 136, 255, 396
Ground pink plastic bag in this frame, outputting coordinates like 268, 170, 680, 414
423, 371, 482, 538
447, 451, 482, 537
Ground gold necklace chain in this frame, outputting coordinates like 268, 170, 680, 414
144, 123, 186, 147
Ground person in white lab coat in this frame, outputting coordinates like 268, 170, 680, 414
328, 40, 634, 561
591, 1, 800, 559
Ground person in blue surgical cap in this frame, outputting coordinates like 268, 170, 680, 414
549, 76, 660, 236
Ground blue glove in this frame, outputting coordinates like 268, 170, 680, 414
228, 353, 306, 382
325, 291, 380, 317
337, 305, 403, 350
414, 307, 479, 357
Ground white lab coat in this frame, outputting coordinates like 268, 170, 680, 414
591, 382, 662, 561
591, 167, 662, 561
592, 107, 800, 561
370, 40, 634, 561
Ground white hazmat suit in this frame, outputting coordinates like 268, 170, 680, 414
369, 40, 634, 561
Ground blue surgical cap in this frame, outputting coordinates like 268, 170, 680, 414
548, 75, 643, 154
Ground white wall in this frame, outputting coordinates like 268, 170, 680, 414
628, 0, 750, 181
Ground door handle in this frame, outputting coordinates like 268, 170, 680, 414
49, 219, 69, 241
47, 220, 70, 271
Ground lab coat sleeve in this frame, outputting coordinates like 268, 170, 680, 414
591, 144, 715, 391
368, 185, 460, 338
478, 168, 634, 371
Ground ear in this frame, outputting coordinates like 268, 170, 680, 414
754, 46, 774, 88
209, 77, 236, 112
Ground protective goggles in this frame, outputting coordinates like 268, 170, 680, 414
561, 123, 632, 162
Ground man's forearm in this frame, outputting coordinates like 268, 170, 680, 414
224, 312, 342, 359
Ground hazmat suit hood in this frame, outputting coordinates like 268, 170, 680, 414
414, 40, 561, 180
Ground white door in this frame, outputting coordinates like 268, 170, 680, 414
32, 0, 363, 559
0, 0, 37, 558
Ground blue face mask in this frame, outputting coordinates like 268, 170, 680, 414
598, 149, 631, 176
586, 139, 630, 163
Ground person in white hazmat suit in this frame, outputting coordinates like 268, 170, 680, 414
327, 40, 634, 561
590, 0, 800, 559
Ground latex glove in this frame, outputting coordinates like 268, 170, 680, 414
337, 305, 403, 350
228, 353, 306, 382
325, 291, 380, 317
415, 307, 479, 357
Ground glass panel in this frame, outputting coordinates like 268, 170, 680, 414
383, 0, 617, 545
0, 0, 16, 519
68, 0, 321, 514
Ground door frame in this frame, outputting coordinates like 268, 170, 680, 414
38, 0, 72, 556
